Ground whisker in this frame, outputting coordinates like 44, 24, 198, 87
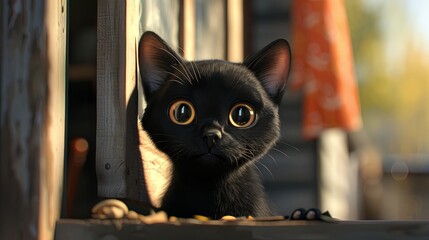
193, 61, 202, 80
168, 149, 185, 160
149, 133, 185, 140
165, 70, 186, 84
244, 149, 256, 159
271, 147, 289, 158
231, 155, 239, 169
257, 161, 275, 181
241, 152, 252, 161
155, 46, 194, 84
171, 65, 193, 85
188, 61, 199, 83
151, 159, 169, 174
266, 153, 278, 165
277, 141, 302, 152
169, 79, 185, 86
252, 162, 263, 177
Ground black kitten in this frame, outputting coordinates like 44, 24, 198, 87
139, 31, 291, 219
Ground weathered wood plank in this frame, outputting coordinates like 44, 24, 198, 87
42, 1, 67, 238
183, 0, 195, 60
0, 0, 66, 239
56, 219, 429, 240
97, 0, 149, 201
97, 0, 178, 206
319, 129, 356, 219
194, 0, 226, 60
97, 0, 128, 199
227, 0, 243, 62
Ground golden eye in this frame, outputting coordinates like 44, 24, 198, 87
229, 103, 256, 128
169, 100, 196, 125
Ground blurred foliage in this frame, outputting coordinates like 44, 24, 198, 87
346, 0, 429, 155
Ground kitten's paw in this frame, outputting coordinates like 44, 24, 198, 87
290, 208, 306, 220
290, 208, 333, 221
304, 208, 322, 220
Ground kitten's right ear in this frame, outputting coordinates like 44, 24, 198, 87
244, 39, 291, 104
139, 31, 183, 100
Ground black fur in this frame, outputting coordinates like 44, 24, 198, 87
139, 31, 291, 219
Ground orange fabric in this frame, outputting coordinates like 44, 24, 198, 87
291, 0, 362, 139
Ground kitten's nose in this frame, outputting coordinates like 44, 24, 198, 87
203, 128, 222, 150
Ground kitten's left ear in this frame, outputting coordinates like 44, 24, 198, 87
139, 31, 184, 101
244, 39, 291, 104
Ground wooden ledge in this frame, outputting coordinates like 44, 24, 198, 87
55, 219, 429, 240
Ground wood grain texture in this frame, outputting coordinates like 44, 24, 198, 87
97, 0, 179, 206
96, 0, 162, 203
56, 219, 429, 240
97, 0, 128, 198
42, 0, 67, 238
0, 0, 66, 239
227, 0, 243, 62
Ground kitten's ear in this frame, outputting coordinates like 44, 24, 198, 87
139, 31, 183, 100
244, 39, 291, 104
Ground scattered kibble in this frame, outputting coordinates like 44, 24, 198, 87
91, 199, 168, 224
91, 199, 289, 224
91, 199, 129, 219
194, 215, 210, 222
139, 211, 168, 224
126, 210, 139, 220
221, 215, 237, 221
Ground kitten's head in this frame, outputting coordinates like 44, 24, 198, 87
139, 31, 291, 178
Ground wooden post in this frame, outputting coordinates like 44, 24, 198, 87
227, 0, 244, 62
183, 0, 196, 60
319, 129, 355, 219
194, 0, 226, 60
97, 0, 131, 199
0, 0, 67, 239
97, 0, 178, 207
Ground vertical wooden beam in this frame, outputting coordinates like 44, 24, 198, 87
97, 0, 172, 205
179, 0, 185, 55
242, 0, 252, 58
97, 0, 180, 208
96, 0, 162, 204
97, 0, 128, 199
0, 0, 66, 239
183, 0, 196, 60
194, 0, 226, 60
227, 0, 244, 62
319, 129, 353, 219
42, 1, 67, 238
